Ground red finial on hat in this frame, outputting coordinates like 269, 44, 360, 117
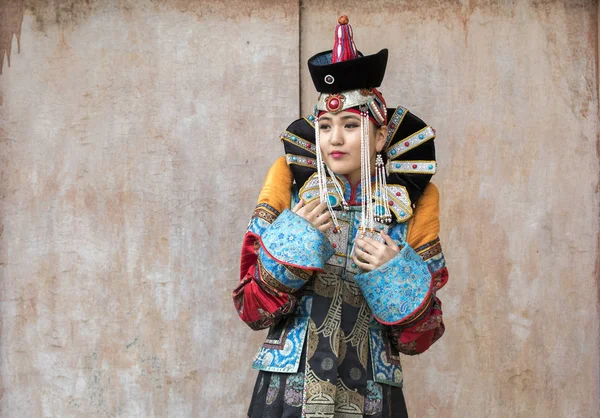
332, 15, 358, 64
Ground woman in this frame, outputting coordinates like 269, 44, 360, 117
233, 16, 448, 418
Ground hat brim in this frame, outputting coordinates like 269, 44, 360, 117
308, 49, 388, 93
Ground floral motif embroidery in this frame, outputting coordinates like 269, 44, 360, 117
364, 381, 383, 415
260, 209, 334, 270
259, 248, 312, 292
257, 375, 265, 394
252, 297, 312, 373
368, 326, 403, 388
266, 375, 280, 405
354, 244, 432, 324
284, 373, 304, 407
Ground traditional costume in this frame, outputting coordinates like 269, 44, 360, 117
233, 16, 448, 418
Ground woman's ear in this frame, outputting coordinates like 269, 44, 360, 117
375, 125, 388, 152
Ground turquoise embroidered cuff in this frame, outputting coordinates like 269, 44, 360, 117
259, 247, 312, 292
247, 203, 282, 237
354, 244, 433, 325
248, 214, 272, 237
260, 209, 334, 270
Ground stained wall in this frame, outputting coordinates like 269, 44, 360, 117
0, 0, 598, 417
0, 0, 298, 416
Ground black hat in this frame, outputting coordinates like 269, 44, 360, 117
307, 16, 388, 126
308, 49, 388, 94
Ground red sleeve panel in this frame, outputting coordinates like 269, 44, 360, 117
233, 232, 297, 331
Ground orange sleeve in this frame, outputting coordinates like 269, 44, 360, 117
257, 156, 293, 212
407, 183, 440, 250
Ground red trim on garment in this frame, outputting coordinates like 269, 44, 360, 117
234, 232, 293, 324
345, 176, 360, 206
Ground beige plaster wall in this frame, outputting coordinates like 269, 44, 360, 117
0, 0, 598, 417
0, 0, 298, 416
301, 1, 599, 417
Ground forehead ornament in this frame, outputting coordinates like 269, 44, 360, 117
325, 94, 345, 113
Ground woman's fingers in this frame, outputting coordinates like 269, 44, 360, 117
354, 246, 376, 265
380, 231, 399, 251
315, 210, 331, 224
294, 198, 333, 231
356, 237, 382, 253
312, 201, 328, 215
306, 200, 328, 223
317, 221, 332, 232
292, 199, 305, 213
300, 199, 322, 218
353, 255, 373, 272
294, 198, 320, 219
305, 198, 322, 211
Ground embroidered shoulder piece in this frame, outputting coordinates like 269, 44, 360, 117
374, 184, 413, 223
383, 106, 408, 150
280, 131, 316, 155
285, 154, 317, 169
386, 126, 435, 161
388, 160, 437, 175
298, 172, 345, 208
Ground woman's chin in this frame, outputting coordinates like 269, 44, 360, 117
324, 164, 360, 182
324, 161, 348, 175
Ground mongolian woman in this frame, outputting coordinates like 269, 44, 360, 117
233, 16, 449, 418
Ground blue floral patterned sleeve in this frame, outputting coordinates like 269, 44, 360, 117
353, 243, 433, 325
259, 209, 335, 292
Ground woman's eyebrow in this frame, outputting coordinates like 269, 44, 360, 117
341, 115, 360, 121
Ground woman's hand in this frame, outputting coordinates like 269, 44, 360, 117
353, 231, 400, 271
292, 199, 332, 232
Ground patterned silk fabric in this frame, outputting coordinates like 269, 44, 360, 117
234, 179, 447, 418
300, 206, 408, 416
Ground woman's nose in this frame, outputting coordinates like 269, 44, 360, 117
330, 126, 343, 145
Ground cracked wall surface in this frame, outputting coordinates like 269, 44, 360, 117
0, 0, 598, 417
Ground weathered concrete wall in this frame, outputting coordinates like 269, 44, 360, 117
1, 0, 598, 417
0, 0, 298, 416
302, 1, 599, 417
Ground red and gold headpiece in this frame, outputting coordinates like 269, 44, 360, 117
309, 16, 388, 126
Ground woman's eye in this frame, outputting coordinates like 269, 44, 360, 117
345, 124, 359, 129
319, 124, 331, 130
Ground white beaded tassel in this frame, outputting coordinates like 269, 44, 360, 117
359, 106, 375, 233
374, 153, 392, 223
326, 165, 349, 211
315, 117, 341, 232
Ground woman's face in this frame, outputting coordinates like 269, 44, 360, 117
318, 110, 388, 185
